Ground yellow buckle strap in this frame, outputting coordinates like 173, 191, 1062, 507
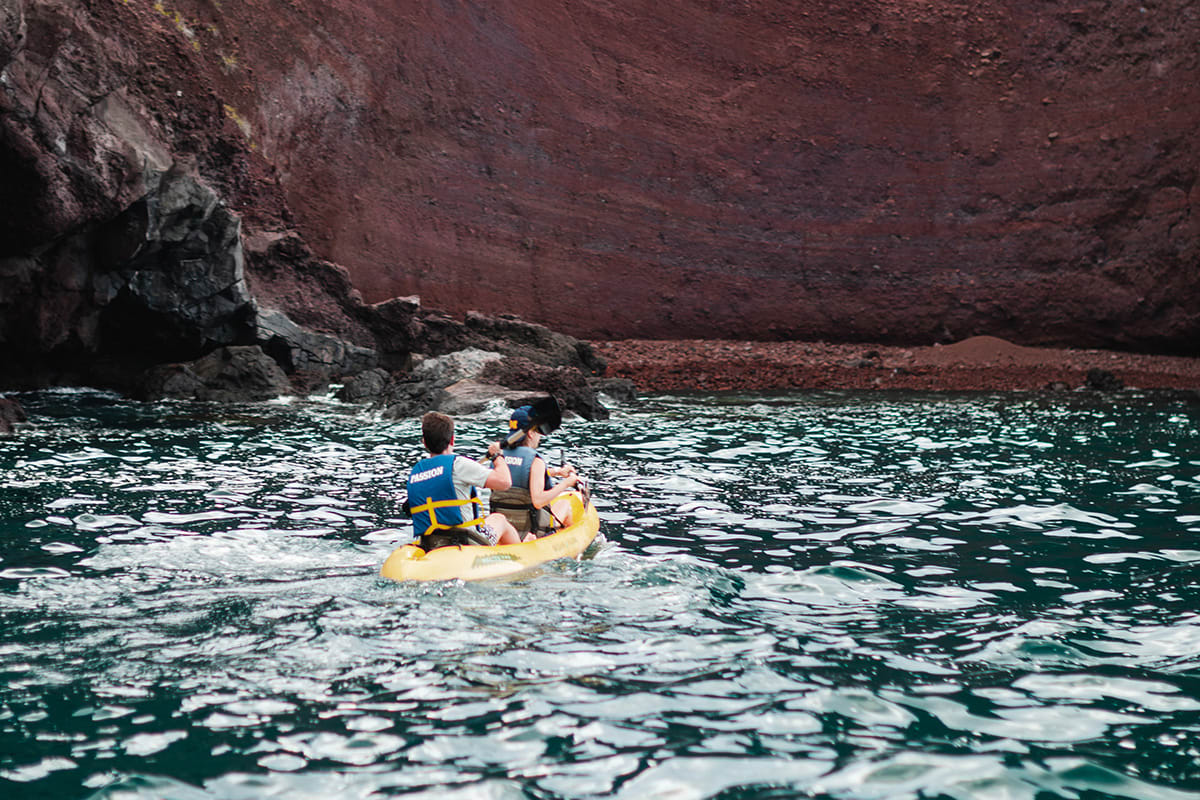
412, 495, 484, 537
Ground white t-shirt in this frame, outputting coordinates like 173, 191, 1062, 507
452, 456, 492, 507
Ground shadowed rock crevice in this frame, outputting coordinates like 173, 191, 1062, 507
1, 168, 260, 386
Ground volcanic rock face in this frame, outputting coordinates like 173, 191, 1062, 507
0, 0, 267, 385
217, 0, 1197, 351
2, 0, 1199, 384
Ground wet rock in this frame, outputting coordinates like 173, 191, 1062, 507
135, 346, 290, 402
436, 379, 538, 417
414, 348, 506, 383
480, 356, 609, 420
366, 306, 603, 374
0, 396, 27, 433
380, 348, 504, 418
591, 377, 638, 403
241, 232, 600, 398
363, 295, 421, 371
287, 370, 332, 397
351, 338, 618, 420
1085, 368, 1124, 391
256, 308, 377, 382
2, 169, 259, 386
336, 367, 391, 403
464, 313, 605, 373
1, 0, 263, 387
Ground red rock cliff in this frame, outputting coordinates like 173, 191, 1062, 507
3, 0, 1199, 356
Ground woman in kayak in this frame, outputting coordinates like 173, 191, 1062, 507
406, 411, 530, 549
487, 404, 581, 535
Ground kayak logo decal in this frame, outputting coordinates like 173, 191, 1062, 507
472, 553, 521, 568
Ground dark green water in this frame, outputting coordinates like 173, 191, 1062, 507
3, 389, 1200, 799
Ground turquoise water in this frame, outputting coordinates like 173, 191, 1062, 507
2, 388, 1200, 799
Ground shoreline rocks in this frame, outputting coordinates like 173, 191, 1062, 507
342, 347, 615, 422
134, 345, 291, 402
594, 337, 1200, 393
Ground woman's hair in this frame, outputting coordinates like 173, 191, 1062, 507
421, 411, 454, 453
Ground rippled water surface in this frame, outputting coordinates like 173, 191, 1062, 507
3, 389, 1200, 799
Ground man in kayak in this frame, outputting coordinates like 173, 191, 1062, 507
486, 404, 581, 535
406, 411, 530, 549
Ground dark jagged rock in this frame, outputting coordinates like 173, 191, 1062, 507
256, 309, 376, 379
435, 380, 541, 419
336, 367, 391, 403
106, 173, 256, 355
361, 296, 421, 372
481, 356, 609, 420
357, 299, 603, 372
1085, 368, 1124, 392
464, 313, 605, 374
590, 377, 638, 404
1, 0, 264, 391
1, 396, 27, 433
1, 168, 259, 387
136, 363, 206, 401
243, 231, 601, 394
1, 0, 274, 395
135, 345, 290, 402
373, 346, 613, 420
380, 349, 505, 419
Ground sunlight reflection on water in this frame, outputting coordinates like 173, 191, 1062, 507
1, 389, 1199, 797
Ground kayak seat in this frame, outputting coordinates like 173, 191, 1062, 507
420, 526, 494, 551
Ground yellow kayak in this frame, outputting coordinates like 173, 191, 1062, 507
380, 490, 600, 582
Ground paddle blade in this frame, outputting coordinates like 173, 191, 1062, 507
530, 395, 562, 435
503, 395, 562, 447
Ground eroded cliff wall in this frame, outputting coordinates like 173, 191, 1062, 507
3, 0, 1199, 365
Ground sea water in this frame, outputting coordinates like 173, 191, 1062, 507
2, 388, 1199, 799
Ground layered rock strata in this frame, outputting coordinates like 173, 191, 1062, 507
57, 0, 1196, 351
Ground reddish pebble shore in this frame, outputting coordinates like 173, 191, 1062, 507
591, 336, 1200, 393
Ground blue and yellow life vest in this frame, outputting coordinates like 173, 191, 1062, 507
501, 446, 552, 493
406, 454, 484, 537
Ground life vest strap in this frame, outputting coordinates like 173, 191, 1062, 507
411, 495, 484, 536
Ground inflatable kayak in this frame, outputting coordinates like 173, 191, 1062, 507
380, 490, 600, 582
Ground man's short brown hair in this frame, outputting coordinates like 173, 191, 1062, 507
421, 411, 454, 453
